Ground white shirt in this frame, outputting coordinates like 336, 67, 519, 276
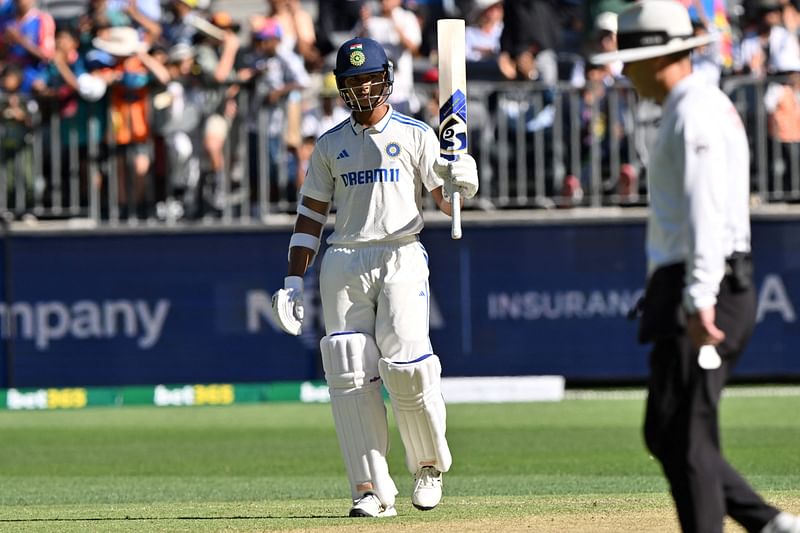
301, 106, 443, 244
646, 73, 751, 312
736, 25, 800, 75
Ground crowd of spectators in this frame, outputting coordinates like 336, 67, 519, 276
0, 0, 798, 220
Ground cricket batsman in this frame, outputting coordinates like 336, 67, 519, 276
271, 37, 479, 517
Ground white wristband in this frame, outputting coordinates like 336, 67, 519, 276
284, 275, 303, 291
297, 204, 328, 225
288, 232, 321, 261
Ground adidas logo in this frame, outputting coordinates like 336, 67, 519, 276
337, 150, 350, 159
419, 291, 426, 297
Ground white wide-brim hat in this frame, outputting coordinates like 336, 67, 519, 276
591, 0, 715, 65
92, 27, 148, 57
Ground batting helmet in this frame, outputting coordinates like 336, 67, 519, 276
333, 37, 394, 111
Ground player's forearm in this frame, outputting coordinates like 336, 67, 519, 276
286, 199, 328, 276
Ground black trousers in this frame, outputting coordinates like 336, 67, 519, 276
641, 269, 779, 533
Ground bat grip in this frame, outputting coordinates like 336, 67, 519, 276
451, 190, 462, 240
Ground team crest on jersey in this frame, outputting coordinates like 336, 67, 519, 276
385, 142, 401, 158
349, 43, 365, 67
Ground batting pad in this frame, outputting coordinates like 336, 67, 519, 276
378, 354, 453, 474
320, 333, 397, 507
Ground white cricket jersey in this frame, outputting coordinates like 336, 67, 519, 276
647, 73, 751, 312
300, 106, 443, 244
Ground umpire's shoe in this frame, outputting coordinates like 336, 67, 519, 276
349, 493, 397, 518
412, 466, 443, 510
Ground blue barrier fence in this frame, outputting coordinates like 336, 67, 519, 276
0, 218, 797, 388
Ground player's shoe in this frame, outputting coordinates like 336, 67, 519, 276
411, 466, 442, 510
761, 512, 800, 533
348, 493, 397, 518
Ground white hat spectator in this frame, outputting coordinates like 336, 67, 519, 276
595, 11, 618, 33
591, 0, 716, 64
92, 27, 148, 57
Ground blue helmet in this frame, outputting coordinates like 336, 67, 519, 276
334, 37, 394, 111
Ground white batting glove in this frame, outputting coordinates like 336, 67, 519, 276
271, 275, 304, 336
433, 154, 479, 199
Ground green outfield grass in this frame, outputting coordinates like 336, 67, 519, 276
0, 388, 798, 532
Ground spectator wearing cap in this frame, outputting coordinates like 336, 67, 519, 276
464, 0, 503, 63
239, 16, 309, 206
301, 71, 349, 140
353, 0, 422, 115
92, 25, 170, 217
735, 0, 800, 77
0, 0, 55, 93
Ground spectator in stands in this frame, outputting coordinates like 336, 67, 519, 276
154, 42, 203, 218
573, 11, 622, 88
0, 0, 55, 93
34, 26, 87, 207
0, 63, 35, 201
162, 0, 197, 46
193, 11, 241, 213
239, 17, 309, 206
682, 0, 735, 72
93, 26, 169, 217
764, 59, 800, 196
464, 0, 503, 63
301, 71, 349, 139
497, 0, 560, 84
735, 0, 800, 77
267, 0, 321, 71
353, 0, 422, 114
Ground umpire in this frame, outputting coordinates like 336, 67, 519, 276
593, 2, 800, 533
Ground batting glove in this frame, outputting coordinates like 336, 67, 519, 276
271, 275, 304, 336
433, 154, 479, 199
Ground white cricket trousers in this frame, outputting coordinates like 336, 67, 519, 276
319, 235, 433, 361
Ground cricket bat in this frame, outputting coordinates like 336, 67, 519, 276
437, 19, 468, 240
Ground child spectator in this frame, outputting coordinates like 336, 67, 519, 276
92, 26, 169, 218
0, 64, 36, 208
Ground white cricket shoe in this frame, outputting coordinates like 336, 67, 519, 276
412, 466, 443, 510
348, 493, 397, 518
762, 512, 800, 533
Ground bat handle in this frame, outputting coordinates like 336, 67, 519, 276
451, 190, 462, 240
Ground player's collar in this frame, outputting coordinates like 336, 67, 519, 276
349, 105, 393, 135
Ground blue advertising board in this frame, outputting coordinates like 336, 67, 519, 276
0, 218, 797, 388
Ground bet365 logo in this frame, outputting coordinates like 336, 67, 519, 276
439, 90, 468, 155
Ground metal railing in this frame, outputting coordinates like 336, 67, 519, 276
0, 75, 797, 226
